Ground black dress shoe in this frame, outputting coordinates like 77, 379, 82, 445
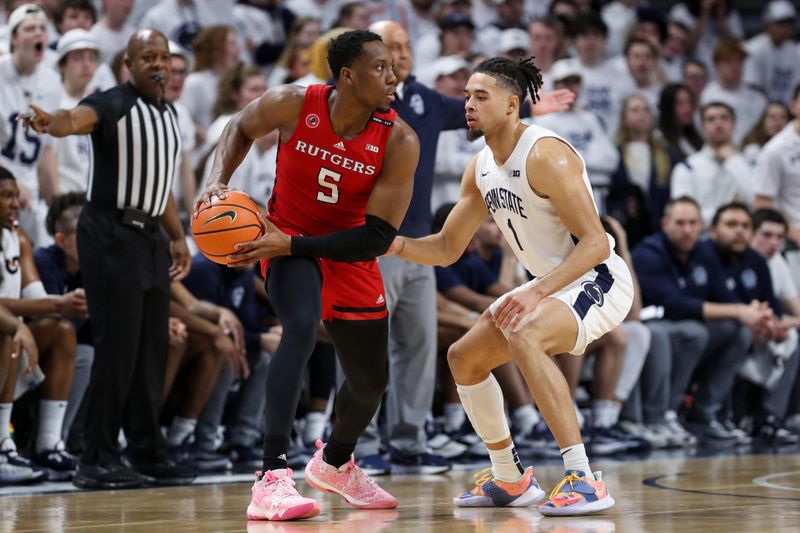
72, 463, 146, 490
131, 460, 197, 486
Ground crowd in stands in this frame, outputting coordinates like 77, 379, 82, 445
2, 0, 800, 485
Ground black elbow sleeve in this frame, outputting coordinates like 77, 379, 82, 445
290, 215, 398, 262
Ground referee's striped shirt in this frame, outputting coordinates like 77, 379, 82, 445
79, 82, 182, 217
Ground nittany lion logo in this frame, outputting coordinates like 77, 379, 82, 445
581, 280, 604, 307
305, 114, 320, 128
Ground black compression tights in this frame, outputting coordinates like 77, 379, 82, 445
262, 257, 388, 471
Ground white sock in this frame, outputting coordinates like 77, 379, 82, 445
167, 416, 197, 447
456, 375, 511, 444
512, 405, 540, 435
592, 399, 621, 429
443, 403, 465, 433
36, 400, 67, 453
488, 443, 525, 482
0, 403, 12, 442
560, 443, 591, 476
302, 411, 327, 444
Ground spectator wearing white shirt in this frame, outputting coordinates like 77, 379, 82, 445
333, 1, 370, 30
660, 21, 690, 83
701, 39, 767, 147
669, 0, 744, 76
563, 12, 634, 139
200, 63, 273, 203
741, 102, 791, 167
744, 0, 800, 107
140, 0, 235, 51
89, 0, 135, 64
534, 59, 620, 211
0, 4, 62, 246
495, 27, 529, 60
179, 25, 240, 131
474, 0, 525, 57
424, 56, 482, 210
200, 63, 267, 174
754, 86, 800, 249
682, 58, 707, 108
623, 36, 662, 113
746, 208, 800, 443
265, 17, 320, 87
415, 12, 475, 69
52, 29, 98, 195
671, 101, 752, 226
164, 42, 198, 219
601, 0, 640, 59
611, 94, 674, 237
286, 0, 341, 30
528, 15, 563, 90
234, 0, 294, 67
49, 0, 115, 93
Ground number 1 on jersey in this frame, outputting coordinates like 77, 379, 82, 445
316, 167, 342, 204
507, 219, 524, 251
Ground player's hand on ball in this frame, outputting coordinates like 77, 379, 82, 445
17, 104, 52, 134
227, 218, 290, 266
492, 286, 543, 331
194, 181, 231, 216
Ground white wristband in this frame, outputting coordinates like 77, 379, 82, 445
21, 281, 48, 300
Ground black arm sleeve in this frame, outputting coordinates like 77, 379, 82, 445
290, 215, 398, 262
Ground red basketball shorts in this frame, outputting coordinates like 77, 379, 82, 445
260, 246, 388, 322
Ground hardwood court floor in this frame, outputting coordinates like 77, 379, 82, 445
4, 453, 800, 532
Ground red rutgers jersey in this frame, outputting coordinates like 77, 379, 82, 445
267, 84, 397, 236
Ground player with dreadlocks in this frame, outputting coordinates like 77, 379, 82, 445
386, 56, 632, 516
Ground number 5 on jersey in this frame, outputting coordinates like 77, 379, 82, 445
317, 167, 341, 204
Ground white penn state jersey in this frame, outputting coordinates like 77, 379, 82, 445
475, 124, 615, 278
0, 56, 62, 195
0, 227, 22, 299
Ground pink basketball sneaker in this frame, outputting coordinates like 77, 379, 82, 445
246, 469, 320, 521
304, 440, 398, 509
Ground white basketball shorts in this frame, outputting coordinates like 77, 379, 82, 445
489, 253, 634, 355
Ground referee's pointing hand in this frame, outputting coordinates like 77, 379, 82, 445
17, 104, 53, 134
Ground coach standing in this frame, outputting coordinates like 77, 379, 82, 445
21, 29, 194, 490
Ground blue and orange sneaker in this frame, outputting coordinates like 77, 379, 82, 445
538, 470, 615, 516
454, 466, 545, 507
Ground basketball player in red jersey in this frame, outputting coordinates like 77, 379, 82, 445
196, 31, 419, 520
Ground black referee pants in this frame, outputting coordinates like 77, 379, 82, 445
77, 204, 171, 467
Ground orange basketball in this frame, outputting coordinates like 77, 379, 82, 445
192, 190, 265, 265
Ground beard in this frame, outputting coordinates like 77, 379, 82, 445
466, 127, 484, 142
376, 104, 391, 113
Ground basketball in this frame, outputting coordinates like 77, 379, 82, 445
191, 190, 265, 265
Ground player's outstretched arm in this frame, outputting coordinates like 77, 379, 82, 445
389, 156, 487, 266
18, 103, 98, 137
228, 119, 421, 266
522, 137, 611, 299
198, 85, 304, 210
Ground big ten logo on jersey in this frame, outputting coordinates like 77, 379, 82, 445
1, 112, 42, 165
508, 169, 521, 178
585, 86, 611, 113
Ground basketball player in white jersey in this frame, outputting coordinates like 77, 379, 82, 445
0, 166, 88, 482
387, 57, 633, 516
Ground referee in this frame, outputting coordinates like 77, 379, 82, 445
22, 29, 194, 489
